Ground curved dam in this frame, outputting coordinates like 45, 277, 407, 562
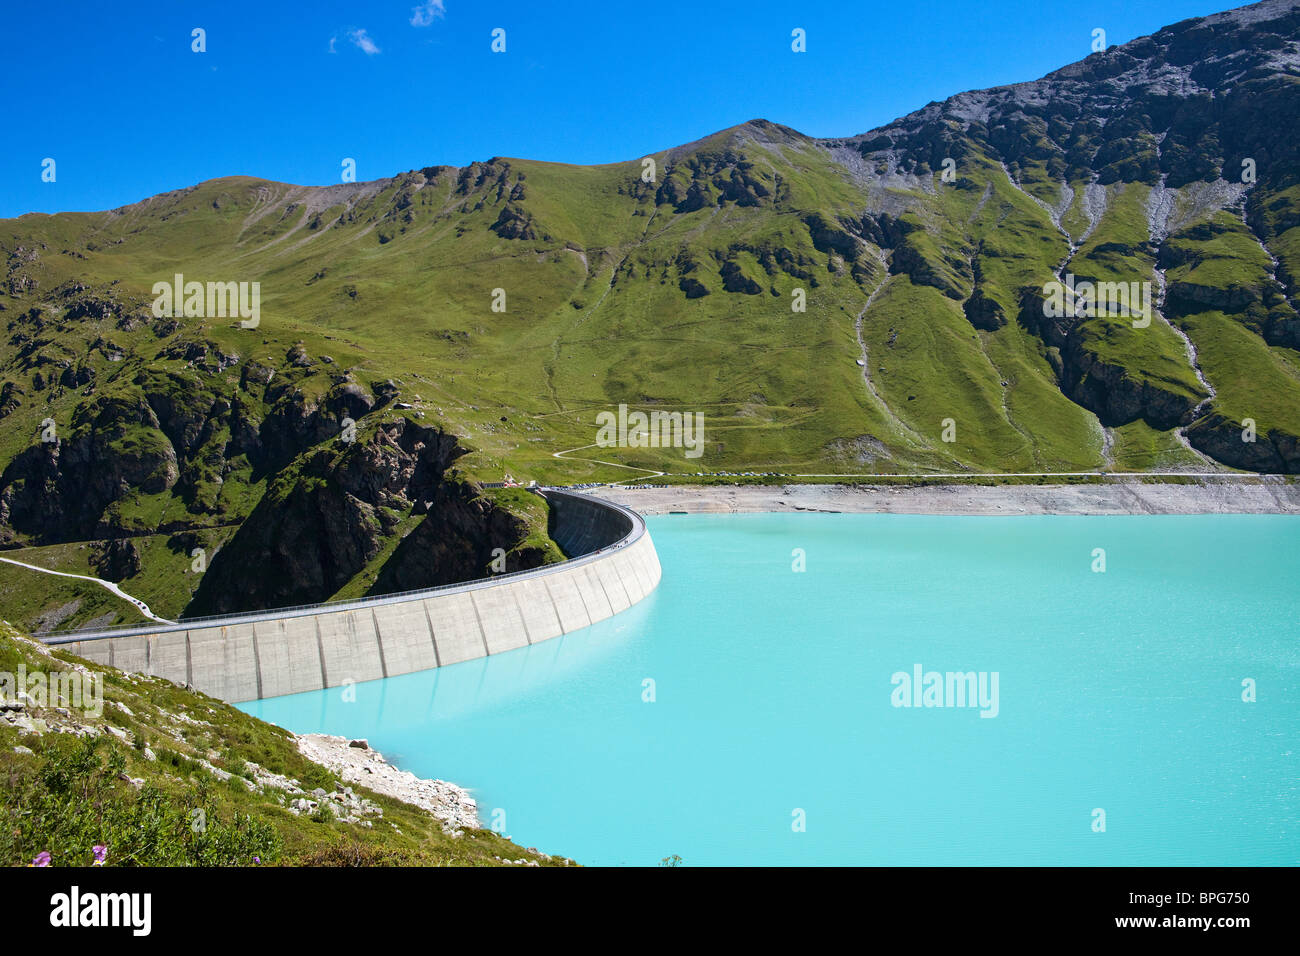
45, 490, 661, 704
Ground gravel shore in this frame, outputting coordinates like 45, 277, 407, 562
594, 478, 1300, 516
296, 733, 480, 832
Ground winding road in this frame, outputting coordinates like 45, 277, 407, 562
0, 556, 175, 625
552, 442, 666, 485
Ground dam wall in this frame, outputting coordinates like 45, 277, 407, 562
46, 490, 660, 704
546, 487, 633, 555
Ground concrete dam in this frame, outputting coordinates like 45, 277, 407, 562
45, 490, 661, 704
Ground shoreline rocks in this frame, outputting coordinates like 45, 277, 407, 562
295, 732, 479, 833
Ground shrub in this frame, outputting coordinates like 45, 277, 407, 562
0, 735, 279, 866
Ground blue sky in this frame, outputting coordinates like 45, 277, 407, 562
2, 0, 1228, 218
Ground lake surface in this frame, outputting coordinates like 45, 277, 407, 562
240, 513, 1299, 866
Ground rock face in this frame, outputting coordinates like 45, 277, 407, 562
838, 1, 1300, 192
94, 537, 142, 582
0, 393, 179, 543
1165, 280, 1259, 315
366, 483, 552, 596
1186, 413, 1300, 471
678, 276, 709, 298
0, 335, 383, 544
889, 233, 967, 300
1060, 336, 1204, 429
185, 418, 541, 614
490, 204, 538, 240
719, 260, 762, 295
963, 287, 1005, 331
0, 380, 23, 419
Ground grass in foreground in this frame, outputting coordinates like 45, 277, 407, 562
0, 622, 570, 867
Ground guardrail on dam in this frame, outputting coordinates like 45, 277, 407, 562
43, 490, 661, 704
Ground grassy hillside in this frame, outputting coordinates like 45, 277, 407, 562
5, 123, 1295, 482
0, 622, 568, 866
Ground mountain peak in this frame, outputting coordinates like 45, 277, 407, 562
662, 118, 813, 161
824, 0, 1300, 191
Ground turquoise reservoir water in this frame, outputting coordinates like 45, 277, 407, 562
241, 514, 1299, 866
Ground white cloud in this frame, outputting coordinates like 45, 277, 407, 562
328, 36, 337, 54
348, 28, 381, 55
410, 1, 446, 27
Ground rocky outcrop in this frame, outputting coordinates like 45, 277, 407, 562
490, 204, 537, 240
1014, 280, 1208, 430
0, 393, 178, 543
295, 733, 479, 832
803, 213, 862, 259
679, 276, 710, 298
1164, 280, 1258, 315
1060, 334, 1204, 429
963, 286, 1005, 330
1017, 288, 1072, 348
719, 260, 762, 295
94, 537, 142, 581
1262, 307, 1300, 349
1186, 413, 1300, 472
0, 381, 23, 419
246, 375, 376, 476
656, 145, 775, 213
890, 236, 966, 299
368, 489, 551, 594
184, 418, 544, 614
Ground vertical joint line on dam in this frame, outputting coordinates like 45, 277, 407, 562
541, 577, 571, 633
250, 623, 264, 701
314, 618, 329, 688
422, 601, 442, 667
371, 608, 389, 678
612, 558, 634, 609
589, 565, 616, 619
468, 592, 491, 657
511, 587, 534, 645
